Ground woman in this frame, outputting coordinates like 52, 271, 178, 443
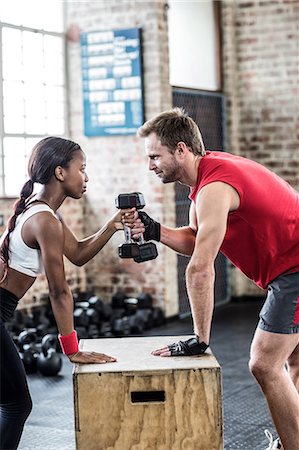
0, 136, 134, 450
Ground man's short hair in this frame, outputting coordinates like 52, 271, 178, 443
137, 107, 206, 156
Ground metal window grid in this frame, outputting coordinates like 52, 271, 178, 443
0, 21, 68, 197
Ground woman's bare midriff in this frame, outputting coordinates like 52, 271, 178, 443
0, 263, 36, 299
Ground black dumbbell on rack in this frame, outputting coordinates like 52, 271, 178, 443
36, 334, 62, 377
115, 192, 158, 263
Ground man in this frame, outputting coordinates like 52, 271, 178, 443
132, 108, 299, 450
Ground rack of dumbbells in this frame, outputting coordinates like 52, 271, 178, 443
73, 291, 165, 339
4, 291, 165, 377
5, 305, 62, 377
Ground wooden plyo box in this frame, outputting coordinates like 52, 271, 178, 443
73, 335, 223, 450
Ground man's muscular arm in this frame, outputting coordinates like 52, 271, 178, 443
152, 181, 240, 357
186, 181, 239, 344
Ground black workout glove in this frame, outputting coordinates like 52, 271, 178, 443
138, 211, 161, 242
168, 337, 209, 356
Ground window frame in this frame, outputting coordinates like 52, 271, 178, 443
0, 20, 69, 198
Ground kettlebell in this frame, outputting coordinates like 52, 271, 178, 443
18, 329, 39, 374
37, 334, 62, 376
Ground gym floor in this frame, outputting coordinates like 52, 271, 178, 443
18, 299, 275, 450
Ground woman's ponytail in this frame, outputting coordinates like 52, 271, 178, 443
0, 179, 34, 270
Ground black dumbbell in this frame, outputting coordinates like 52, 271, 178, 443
88, 296, 104, 314
98, 321, 113, 337
110, 307, 126, 323
76, 326, 89, 340
87, 324, 99, 339
152, 307, 166, 327
115, 192, 143, 259
137, 292, 153, 309
86, 307, 99, 325
135, 309, 154, 330
112, 316, 131, 336
112, 291, 127, 309
37, 334, 62, 377
115, 192, 158, 263
18, 329, 39, 374
123, 293, 153, 312
100, 303, 113, 321
5, 310, 24, 336
128, 313, 145, 334
133, 242, 158, 263
23, 313, 35, 329
33, 306, 51, 337
124, 297, 138, 315
73, 304, 89, 328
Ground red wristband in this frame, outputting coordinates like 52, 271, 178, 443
58, 330, 79, 355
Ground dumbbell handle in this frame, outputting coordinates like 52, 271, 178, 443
137, 233, 145, 245
124, 226, 146, 245
124, 224, 132, 243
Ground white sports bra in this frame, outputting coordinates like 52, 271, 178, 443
0, 204, 58, 277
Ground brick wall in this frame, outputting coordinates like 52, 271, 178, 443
65, 0, 177, 315
2, 0, 297, 311
222, 0, 299, 296
0, 0, 177, 316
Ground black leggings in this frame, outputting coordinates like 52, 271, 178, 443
0, 288, 32, 450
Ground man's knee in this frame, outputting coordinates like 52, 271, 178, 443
288, 356, 299, 371
288, 351, 299, 380
248, 356, 276, 386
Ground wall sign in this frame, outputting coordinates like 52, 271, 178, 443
80, 28, 144, 137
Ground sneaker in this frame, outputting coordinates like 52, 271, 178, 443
264, 429, 282, 449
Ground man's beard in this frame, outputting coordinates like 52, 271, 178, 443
160, 159, 181, 184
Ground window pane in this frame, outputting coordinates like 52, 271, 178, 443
3, 81, 25, 117
42, 2, 64, 32
44, 35, 63, 57
25, 100, 46, 120
45, 85, 64, 103
3, 137, 26, 196
46, 101, 64, 118
44, 50, 63, 71
24, 83, 45, 102
1, 4, 66, 196
3, 96, 24, 117
46, 117, 64, 135
2, 28, 23, 81
0, 1, 23, 29
25, 137, 40, 158
43, 67, 64, 85
24, 83, 46, 134
3, 80, 24, 100
4, 165, 26, 196
25, 116, 46, 135
0, 1, 64, 32
4, 115, 25, 134
2, 59, 24, 81
3, 137, 26, 157
23, 31, 44, 82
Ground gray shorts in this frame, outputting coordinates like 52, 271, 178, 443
258, 271, 299, 334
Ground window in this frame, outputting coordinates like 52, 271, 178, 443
0, 0, 66, 196
168, 0, 221, 91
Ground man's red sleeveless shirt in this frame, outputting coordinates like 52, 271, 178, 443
189, 151, 299, 289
